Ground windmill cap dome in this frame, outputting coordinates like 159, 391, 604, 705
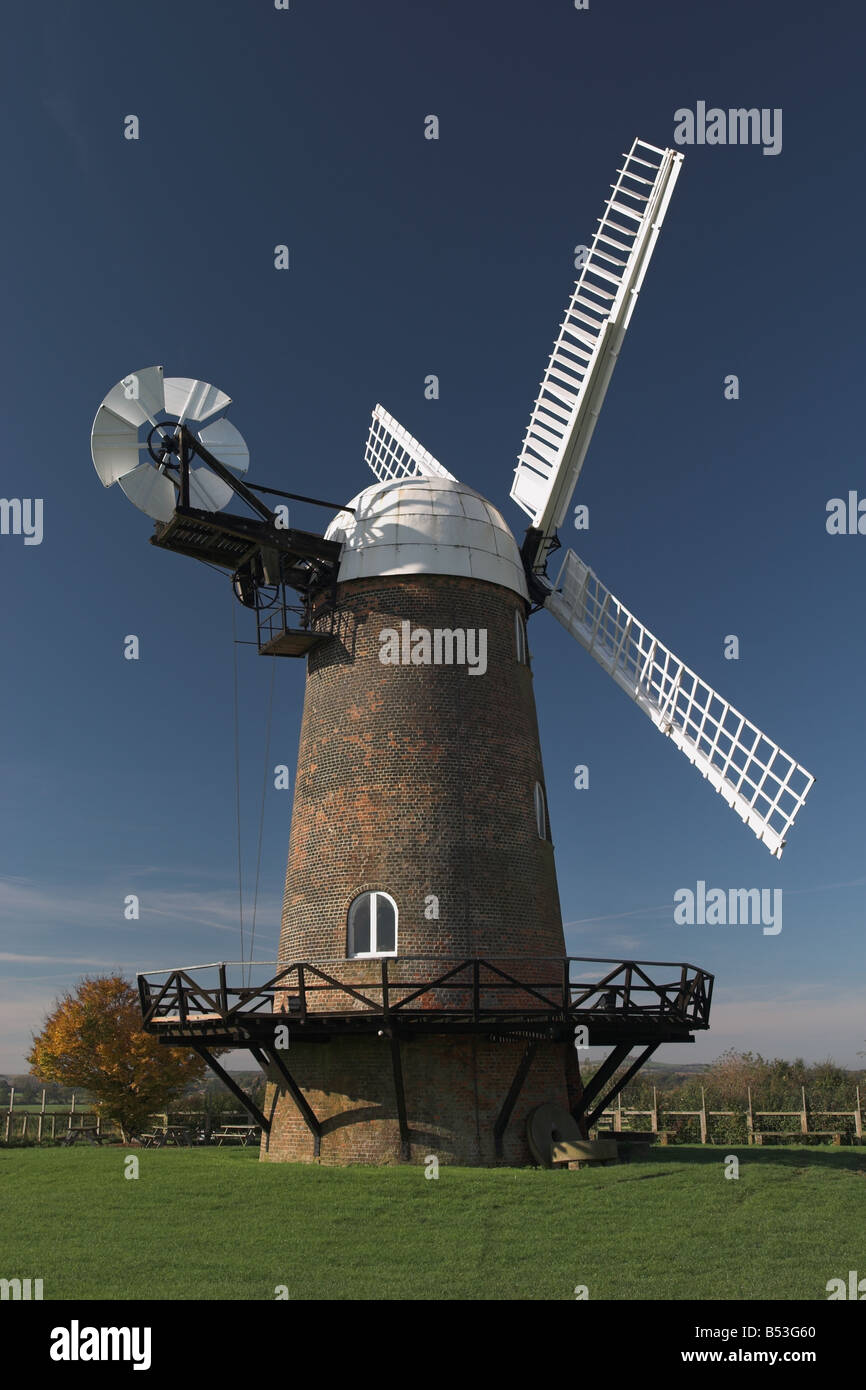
325, 477, 529, 599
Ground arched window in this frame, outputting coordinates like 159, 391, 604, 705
534, 781, 549, 841
347, 891, 398, 958
515, 610, 529, 665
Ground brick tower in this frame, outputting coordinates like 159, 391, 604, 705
262, 477, 581, 1165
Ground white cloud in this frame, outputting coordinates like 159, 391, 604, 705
0, 953, 140, 966
0, 991, 64, 1071
0, 875, 281, 937
696, 991, 865, 1066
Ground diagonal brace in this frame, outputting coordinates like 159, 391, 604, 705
257, 1045, 322, 1157
494, 1042, 538, 1159
193, 1045, 270, 1133
577, 1044, 660, 1129
575, 1042, 631, 1116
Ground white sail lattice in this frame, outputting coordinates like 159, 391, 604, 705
511, 139, 682, 570
364, 404, 455, 483
546, 550, 814, 858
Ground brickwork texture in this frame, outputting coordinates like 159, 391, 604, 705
263, 573, 580, 1165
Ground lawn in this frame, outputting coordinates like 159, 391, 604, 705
0, 1145, 862, 1300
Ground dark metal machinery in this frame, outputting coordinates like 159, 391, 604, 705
147, 422, 346, 656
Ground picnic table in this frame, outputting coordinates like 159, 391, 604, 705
139, 1125, 193, 1148
63, 1126, 106, 1146
212, 1124, 261, 1147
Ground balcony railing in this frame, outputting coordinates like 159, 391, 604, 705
137, 955, 713, 1034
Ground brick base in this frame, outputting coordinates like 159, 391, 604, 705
261, 1036, 581, 1166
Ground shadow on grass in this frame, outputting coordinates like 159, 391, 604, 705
630, 1144, 866, 1174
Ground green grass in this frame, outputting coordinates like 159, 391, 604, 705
1, 1145, 862, 1300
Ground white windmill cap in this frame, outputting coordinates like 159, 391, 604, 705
324, 477, 529, 598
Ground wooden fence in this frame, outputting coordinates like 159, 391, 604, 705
593, 1085, 864, 1144
5, 1085, 864, 1147
1, 1090, 249, 1144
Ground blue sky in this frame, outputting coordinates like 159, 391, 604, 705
1, 0, 864, 1072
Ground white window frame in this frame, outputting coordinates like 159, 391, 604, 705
534, 781, 549, 840
515, 609, 529, 665
347, 890, 398, 959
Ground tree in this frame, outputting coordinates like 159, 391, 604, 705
28, 975, 207, 1141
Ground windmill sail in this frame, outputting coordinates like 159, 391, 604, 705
546, 550, 814, 858
364, 404, 455, 483
90, 367, 246, 522
512, 139, 682, 572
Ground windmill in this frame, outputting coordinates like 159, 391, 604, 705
98, 138, 813, 1166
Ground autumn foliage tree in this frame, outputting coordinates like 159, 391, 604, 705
28, 975, 207, 1140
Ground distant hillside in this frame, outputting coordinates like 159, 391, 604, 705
637, 1061, 713, 1089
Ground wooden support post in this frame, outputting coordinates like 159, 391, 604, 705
801, 1086, 809, 1136
218, 962, 228, 1017
137, 972, 150, 1025
855, 1087, 863, 1142
614, 1092, 622, 1133
297, 964, 308, 1023
51, 1115, 56, 1139
700, 1087, 708, 1145
747, 1087, 754, 1144
389, 1036, 410, 1162
70, 1092, 76, 1115
381, 959, 390, 1024
652, 1085, 659, 1135
21, 1113, 28, 1139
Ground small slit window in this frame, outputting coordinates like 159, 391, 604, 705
515, 610, 529, 665
534, 781, 549, 840
347, 891, 398, 958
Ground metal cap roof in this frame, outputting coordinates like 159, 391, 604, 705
325, 477, 528, 598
